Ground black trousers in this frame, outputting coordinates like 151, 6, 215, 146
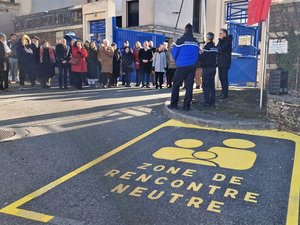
155, 72, 164, 88
167, 68, 176, 87
71, 72, 83, 89
58, 63, 68, 88
218, 67, 229, 97
102, 72, 113, 86
171, 66, 196, 108
135, 69, 140, 85
0, 70, 9, 90
203, 67, 216, 105
19, 64, 26, 86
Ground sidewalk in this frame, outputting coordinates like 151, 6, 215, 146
164, 88, 276, 129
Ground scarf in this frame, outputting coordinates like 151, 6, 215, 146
40, 47, 56, 64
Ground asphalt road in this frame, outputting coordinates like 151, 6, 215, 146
0, 87, 298, 225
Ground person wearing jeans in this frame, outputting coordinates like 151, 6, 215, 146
0, 33, 11, 90
7, 33, 19, 83
169, 24, 199, 111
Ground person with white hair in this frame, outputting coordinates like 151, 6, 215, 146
0, 33, 11, 91
98, 39, 114, 88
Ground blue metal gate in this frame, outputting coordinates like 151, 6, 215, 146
226, 0, 261, 86
90, 19, 106, 45
112, 18, 165, 49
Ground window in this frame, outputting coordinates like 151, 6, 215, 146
193, 0, 201, 33
127, 0, 139, 27
116, 16, 122, 28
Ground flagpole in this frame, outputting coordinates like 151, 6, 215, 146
259, 10, 270, 109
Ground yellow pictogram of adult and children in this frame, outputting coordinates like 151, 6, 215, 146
153, 138, 257, 170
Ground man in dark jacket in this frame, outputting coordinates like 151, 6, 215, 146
138, 41, 153, 88
56, 38, 71, 89
168, 23, 199, 111
29, 36, 40, 88
199, 32, 218, 107
217, 29, 233, 99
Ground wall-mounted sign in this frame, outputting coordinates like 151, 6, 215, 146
239, 35, 252, 46
269, 39, 288, 54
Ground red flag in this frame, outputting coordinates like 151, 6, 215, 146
247, 0, 271, 25
261, 0, 272, 21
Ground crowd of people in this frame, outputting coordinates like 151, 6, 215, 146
0, 23, 232, 111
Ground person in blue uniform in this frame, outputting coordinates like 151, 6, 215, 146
199, 32, 218, 107
168, 23, 199, 111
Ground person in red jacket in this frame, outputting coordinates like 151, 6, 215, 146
70, 41, 88, 89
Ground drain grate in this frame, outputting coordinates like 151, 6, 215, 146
0, 129, 16, 141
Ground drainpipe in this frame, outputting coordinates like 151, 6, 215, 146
174, 0, 185, 32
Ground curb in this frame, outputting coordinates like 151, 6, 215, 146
163, 100, 277, 130
0, 128, 29, 143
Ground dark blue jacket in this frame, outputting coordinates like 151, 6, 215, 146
172, 31, 199, 68
217, 35, 233, 69
199, 42, 218, 68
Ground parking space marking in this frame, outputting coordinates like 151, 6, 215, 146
0, 120, 299, 224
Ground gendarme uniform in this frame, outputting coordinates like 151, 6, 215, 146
170, 24, 199, 111
199, 41, 218, 106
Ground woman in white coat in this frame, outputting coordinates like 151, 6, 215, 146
152, 44, 166, 89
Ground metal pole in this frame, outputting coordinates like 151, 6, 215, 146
296, 57, 299, 94
201, 0, 207, 36
259, 11, 270, 108
175, 0, 185, 31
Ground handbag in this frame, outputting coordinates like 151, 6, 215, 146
69, 57, 79, 65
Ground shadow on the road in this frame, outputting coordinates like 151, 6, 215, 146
0, 88, 170, 127
0, 87, 170, 102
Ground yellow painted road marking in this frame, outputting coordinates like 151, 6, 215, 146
0, 119, 299, 225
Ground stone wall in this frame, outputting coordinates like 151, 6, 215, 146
267, 94, 300, 134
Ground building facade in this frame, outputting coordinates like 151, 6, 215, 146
12, 0, 119, 45
121, 0, 205, 41
0, 0, 20, 35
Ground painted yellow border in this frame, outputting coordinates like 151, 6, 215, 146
0, 119, 299, 224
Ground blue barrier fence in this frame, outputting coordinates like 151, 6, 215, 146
112, 17, 165, 48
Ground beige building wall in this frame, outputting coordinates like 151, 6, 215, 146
0, 1, 20, 35
15, 0, 32, 15
82, 0, 116, 42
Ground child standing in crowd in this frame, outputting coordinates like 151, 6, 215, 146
70, 40, 88, 90
40, 41, 56, 88
122, 46, 134, 87
87, 41, 99, 88
153, 44, 167, 89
